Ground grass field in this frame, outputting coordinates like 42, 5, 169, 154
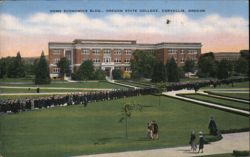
0, 87, 95, 93
181, 94, 249, 111
205, 92, 250, 100
0, 95, 248, 157
0, 81, 127, 89
0, 95, 69, 100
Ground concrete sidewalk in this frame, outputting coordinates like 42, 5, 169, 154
162, 90, 249, 116
74, 132, 249, 157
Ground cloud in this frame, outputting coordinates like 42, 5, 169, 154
0, 12, 248, 36
0, 12, 249, 57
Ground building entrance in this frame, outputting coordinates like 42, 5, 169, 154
105, 67, 111, 77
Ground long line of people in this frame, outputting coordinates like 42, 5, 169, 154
166, 77, 248, 92
0, 88, 156, 113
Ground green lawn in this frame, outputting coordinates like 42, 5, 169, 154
0, 95, 248, 157
0, 81, 127, 89
0, 78, 34, 82
0, 87, 94, 93
181, 94, 249, 111
205, 92, 250, 100
0, 95, 68, 100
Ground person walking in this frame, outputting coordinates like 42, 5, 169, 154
189, 130, 197, 152
198, 131, 204, 153
208, 116, 218, 135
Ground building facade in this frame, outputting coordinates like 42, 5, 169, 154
213, 52, 240, 61
48, 39, 202, 78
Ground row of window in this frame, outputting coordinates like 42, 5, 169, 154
82, 49, 132, 55
168, 49, 198, 54
81, 58, 130, 63
172, 57, 197, 63
52, 67, 131, 74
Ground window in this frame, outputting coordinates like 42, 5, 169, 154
82, 49, 89, 55
93, 58, 101, 63
188, 50, 198, 54
104, 57, 111, 63
93, 49, 100, 55
181, 50, 185, 54
52, 49, 61, 55
169, 49, 177, 54
114, 58, 121, 63
104, 49, 111, 54
124, 59, 130, 63
125, 49, 132, 55
53, 68, 60, 73
114, 49, 121, 55
54, 58, 60, 64
181, 58, 185, 63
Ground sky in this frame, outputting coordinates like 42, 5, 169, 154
0, 0, 249, 57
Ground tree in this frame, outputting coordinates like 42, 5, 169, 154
166, 57, 179, 82
94, 68, 106, 80
217, 59, 232, 79
112, 69, 122, 80
130, 50, 157, 79
57, 57, 71, 78
35, 51, 51, 84
198, 53, 217, 78
235, 50, 249, 76
151, 61, 167, 83
184, 60, 195, 73
119, 103, 143, 139
7, 52, 25, 78
235, 57, 249, 75
0, 59, 7, 78
76, 60, 95, 80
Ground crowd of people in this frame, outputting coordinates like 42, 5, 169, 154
166, 77, 248, 92
0, 88, 156, 113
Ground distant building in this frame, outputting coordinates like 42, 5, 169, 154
213, 52, 240, 61
48, 39, 202, 79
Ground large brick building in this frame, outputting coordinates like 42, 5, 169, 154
48, 39, 202, 78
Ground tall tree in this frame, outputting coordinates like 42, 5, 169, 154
112, 69, 122, 80
184, 60, 195, 73
236, 50, 249, 76
130, 50, 157, 79
35, 51, 51, 84
57, 57, 71, 78
166, 57, 179, 82
198, 53, 217, 78
7, 52, 25, 78
151, 61, 167, 83
76, 60, 95, 80
0, 59, 7, 78
235, 57, 249, 75
216, 59, 232, 79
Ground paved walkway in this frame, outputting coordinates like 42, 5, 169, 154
105, 77, 138, 89
74, 132, 249, 157
199, 92, 249, 104
163, 90, 249, 116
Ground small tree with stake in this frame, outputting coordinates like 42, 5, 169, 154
119, 103, 143, 139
